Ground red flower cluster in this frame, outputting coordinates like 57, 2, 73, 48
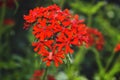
33, 70, 44, 77
3, 18, 15, 26
24, 4, 89, 67
114, 43, 120, 53
87, 28, 104, 50
47, 75, 56, 80
30, 70, 44, 80
30, 70, 55, 80
23, 4, 104, 67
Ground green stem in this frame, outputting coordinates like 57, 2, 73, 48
0, 1, 6, 26
34, 54, 43, 69
66, 47, 87, 80
60, 0, 65, 9
42, 67, 48, 80
65, 54, 71, 71
14, 0, 19, 14
39, 57, 42, 68
0, 1, 6, 53
74, 46, 87, 68
87, 14, 92, 27
67, 54, 72, 64
34, 54, 38, 69
105, 51, 115, 71
91, 48, 104, 72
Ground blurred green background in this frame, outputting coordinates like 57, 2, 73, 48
0, 0, 120, 80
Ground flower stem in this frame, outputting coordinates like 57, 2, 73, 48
14, 0, 19, 14
74, 46, 87, 68
0, 1, 6, 26
105, 51, 115, 71
42, 67, 48, 80
91, 48, 104, 73
65, 54, 71, 71
87, 14, 92, 27
60, 0, 65, 9
0, 1, 6, 51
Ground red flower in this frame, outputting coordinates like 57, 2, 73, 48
71, 17, 89, 47
32, 40, 53, 55
3, 18, 15, 26
87, 28, 104, 50
114, 43, 120, 53
56, 33, 75, 54
24, 7, 41, 23
32, 23, 53, 40
42, 49, 65, 67
32, 41, 46, 54
30, 70, 44, 80
30, 70, 56, 80
24, 4, 89, 67
47, 75, 56, 80
33, 70, 44, 77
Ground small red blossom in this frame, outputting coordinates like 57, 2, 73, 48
32, 24, 53, 40
30, 70, 44, 80
47, 75, 56, 80
32, 40, 54, 55
24, 4, 89, 67
30, 70, 56, 80
87, 28, 104, 50
3, 18, 15, 26
56, 33, 75, 54
33, 70, 44, 77
114, 43, 120, 53
42, 49, 65, 67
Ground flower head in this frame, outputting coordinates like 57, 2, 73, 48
30, 70, 56, 80
87, 28, 104, 50
24, 4, 89, 67
30, 70, 44, 80
47, 75, 56, 80
42, 49, 65, 67
114, 43, 120, 53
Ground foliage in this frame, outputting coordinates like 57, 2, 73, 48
0, 0, 120, 80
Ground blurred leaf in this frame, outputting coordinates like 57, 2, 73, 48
73, 46, 87, 67
71, 1, 105, 15
75, 76, 88, 80
12, 55, 23, 62
0, 61, 21, 69
28, 29, 34, 43
71, 2, 91, 15
0, 26, 12, 35
91, 1, 106, 15
102, 55, 120, 79
14, 0, 19, 14
107, 61, 120, 78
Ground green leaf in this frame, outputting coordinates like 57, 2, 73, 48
14, 0, 19, 14
90, 1, 106, 15
108, 61, 120, 77
70, 2, 91, 15
70, 1, 105, 15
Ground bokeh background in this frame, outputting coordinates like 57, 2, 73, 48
0, 0, 120, 80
